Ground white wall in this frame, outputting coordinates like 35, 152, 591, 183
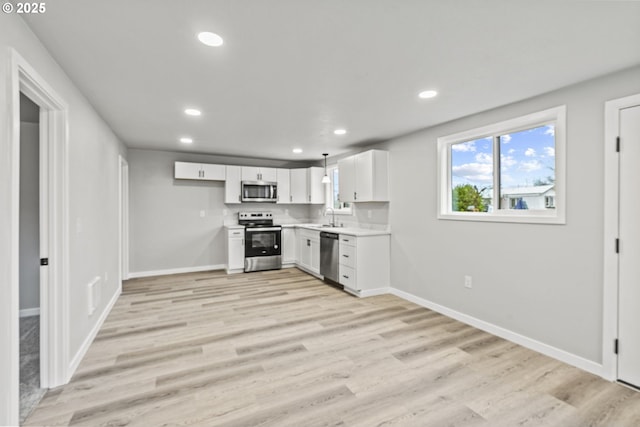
0, 14, 127, 425
19, 122, 40, 313
371, 65, 640, 365
128, 149, 314, 274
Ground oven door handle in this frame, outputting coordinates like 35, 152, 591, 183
246, 227, 281, 232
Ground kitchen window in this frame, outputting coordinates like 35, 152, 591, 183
325, 166, 352, 215
437, 106, 566, 224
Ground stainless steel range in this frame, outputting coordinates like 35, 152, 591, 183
239, 212, 282, 272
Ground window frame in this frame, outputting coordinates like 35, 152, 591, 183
325, 165, 353, 215
437, 105, 566, 224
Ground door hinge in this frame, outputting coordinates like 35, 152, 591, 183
615, 338, 619, 354
616, 136, 620, 153
616, 238, 620, 254
40, 258, 49, 266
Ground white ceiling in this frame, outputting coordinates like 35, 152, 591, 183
23, 1, 640, 161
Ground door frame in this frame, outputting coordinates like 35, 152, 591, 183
119, 155, 129, 286
603, 92, 640, 381
8, 48, 70, 424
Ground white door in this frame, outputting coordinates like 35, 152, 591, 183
282, 227, 297, 264
259, 167, 277, 182
338, 156, 356, 203
290, 169, 308, 204
355, 151, 373, 201
225, 166, 242, 203
618, 104, 640, 387
174, 162, 201, 179
276, 169, 290, 204
201, 164, 225, 180
241, 166, 260, 181
308, 167, 325, 204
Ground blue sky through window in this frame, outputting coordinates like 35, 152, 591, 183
451, 124, 555, 190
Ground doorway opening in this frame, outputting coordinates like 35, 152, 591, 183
8, 49, 70, 426
18, 93, 46, 423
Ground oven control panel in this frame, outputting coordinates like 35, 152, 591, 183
239, 212, 273, 220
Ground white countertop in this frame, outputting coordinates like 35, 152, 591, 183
291, 224, 390, 237
224, 224, 245, 230
225, 223, 390, 236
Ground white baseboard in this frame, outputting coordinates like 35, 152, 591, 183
128, 264, 225, 279
19, 307, 40, 317
389, 288, 604, 378
358, 287, 391, 298
67, 286, 121, 381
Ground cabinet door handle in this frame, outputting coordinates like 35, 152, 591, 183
290, 195, 292, 202
354, 192, 357, 200
307, 239, 310, 247
342, 239, 349, 242
342, 254, 349, 258
342, 275, 349, 279
242, 239, 244, 246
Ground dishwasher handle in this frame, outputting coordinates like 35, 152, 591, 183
320, 232, 339, 240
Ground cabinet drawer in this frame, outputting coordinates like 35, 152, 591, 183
339, 265, 357, 289
299, 229, 320, 241
339, 234, 356, 246
339, 243, 356, 268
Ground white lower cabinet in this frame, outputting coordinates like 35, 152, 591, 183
339, 233, 390, 294
297, 228, 320, 275
282, 227, 297, 266
226, 228, 245, 274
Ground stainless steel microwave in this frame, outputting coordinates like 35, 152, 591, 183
241, 181, 278, 203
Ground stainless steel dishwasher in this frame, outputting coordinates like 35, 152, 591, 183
320, 232, 339, 282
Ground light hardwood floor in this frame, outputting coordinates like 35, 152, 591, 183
25, 268, 640, 426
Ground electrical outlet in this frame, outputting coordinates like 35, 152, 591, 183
464, 275, 472, 289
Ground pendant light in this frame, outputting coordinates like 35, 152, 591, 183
321, 153, 330, 184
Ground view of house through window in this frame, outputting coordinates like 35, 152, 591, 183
450, 124, 556, 213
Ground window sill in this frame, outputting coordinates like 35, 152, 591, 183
438, 211, 565, 225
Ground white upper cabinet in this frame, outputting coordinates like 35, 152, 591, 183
241, 167, 277, 182
338, 150, 389, 202
225, 165, 242, 204
290, 169, 308, 204
290, 167, 325, 204
308, 166, 325, 204
175, 161, 225, 181
276, 168, 291, 204
338, 156, 356, 203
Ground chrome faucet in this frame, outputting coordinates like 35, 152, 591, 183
324, 207, 336, 227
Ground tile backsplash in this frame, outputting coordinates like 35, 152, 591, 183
223, 202, 390, 231
310, 202, 390, 231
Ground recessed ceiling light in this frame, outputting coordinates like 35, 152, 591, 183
418, 90, 438, 99
180, 137, 193, 144
197, 32, 224, 47
292, 148, 303, 154
334, 129, 347, 135
184, 108, 201, 116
